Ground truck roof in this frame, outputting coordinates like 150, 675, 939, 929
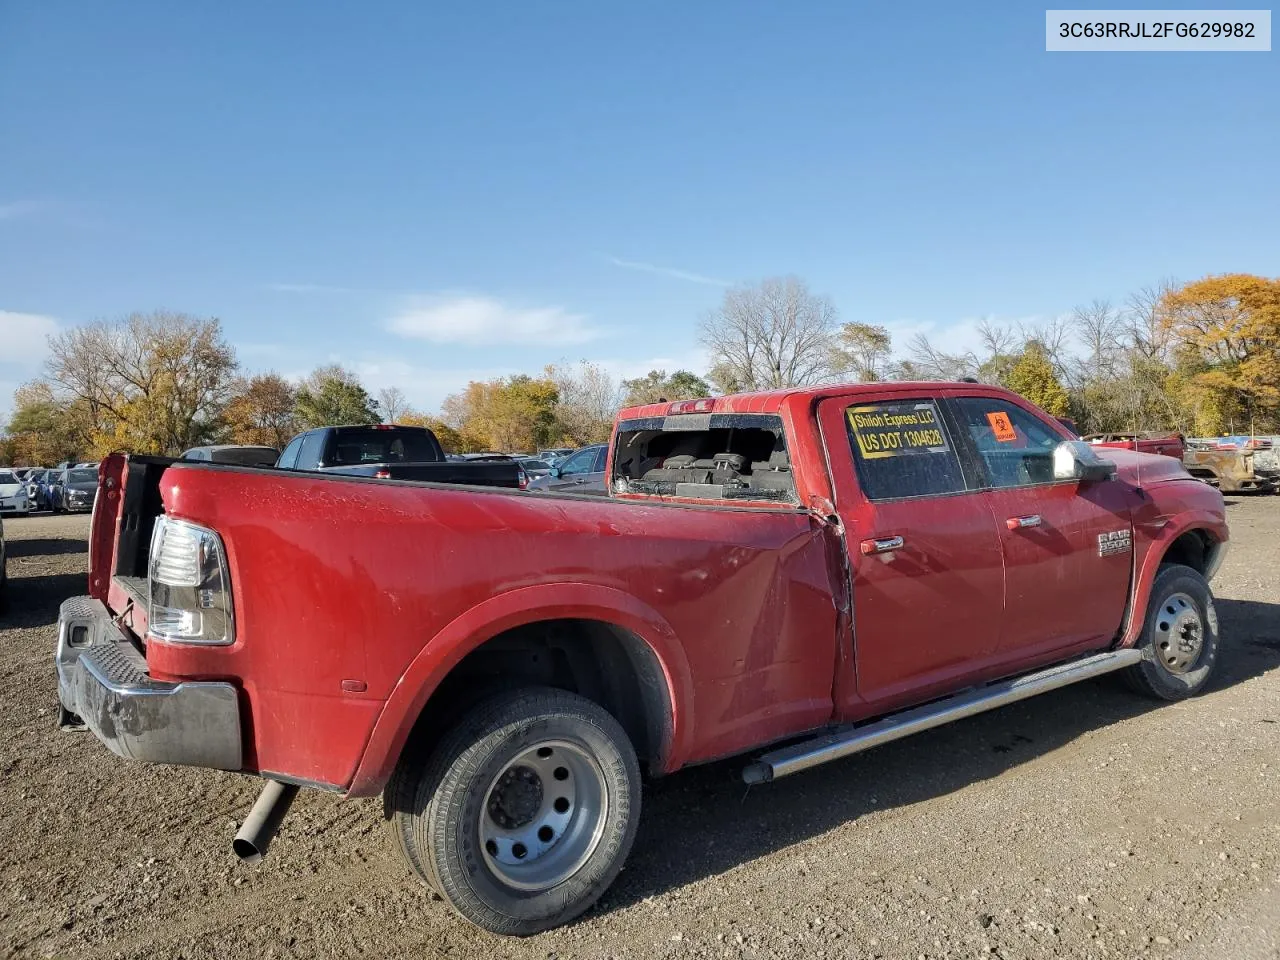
616, 380, 1014, 421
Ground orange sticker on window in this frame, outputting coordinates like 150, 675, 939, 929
986, 411, 1017, 442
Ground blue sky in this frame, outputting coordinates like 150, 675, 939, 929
1, 2, 1276, 418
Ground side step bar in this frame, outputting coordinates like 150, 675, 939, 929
742, 648, 1142, 784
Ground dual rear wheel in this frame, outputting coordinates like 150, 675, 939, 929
386, 688, 640, 936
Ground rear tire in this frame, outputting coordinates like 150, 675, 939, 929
387, 687, 641, 935
1123, 564, 1221, 700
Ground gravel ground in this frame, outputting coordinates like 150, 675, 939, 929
1, 502, 1278, 960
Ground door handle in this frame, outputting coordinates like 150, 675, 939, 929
1006, 514, 1042, 529
860, 535, 904, 555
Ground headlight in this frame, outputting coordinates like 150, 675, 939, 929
148, 516, 235, 645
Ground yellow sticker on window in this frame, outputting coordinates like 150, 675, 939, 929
847, 402, 949, 460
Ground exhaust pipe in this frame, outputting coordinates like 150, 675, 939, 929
233, 780, 299, 864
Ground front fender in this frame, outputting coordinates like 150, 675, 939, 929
345, 582, 694, 797
1120, 506, 1229, 648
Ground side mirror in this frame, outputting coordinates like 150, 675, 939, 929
1053, 440, 1116, 483
550, 466, 562, 478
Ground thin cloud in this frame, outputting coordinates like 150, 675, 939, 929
0, 201, 45, 221
350, 358, 521, 411
888, 313, 1068, 357
593, 350, 713, 384
264, 282, 359, 295
386, 294, 601, 346
605, 256, 731, 288
236, 342, 287, 358
0, 309, 60, 362
0, 199, 100, 229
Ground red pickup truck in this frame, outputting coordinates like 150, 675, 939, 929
1084, 431, 1186, 460
56, 383, 1228, 935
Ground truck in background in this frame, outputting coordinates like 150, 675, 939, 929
276, 424, 521, 488
1085, 432, 1186, 460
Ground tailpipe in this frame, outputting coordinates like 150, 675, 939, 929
233, 780, 300, 864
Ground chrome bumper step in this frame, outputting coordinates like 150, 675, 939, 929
742, 648, 1142, 784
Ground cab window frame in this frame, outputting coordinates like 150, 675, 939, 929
844, 395, 980, 503
948, 395, 1073, 491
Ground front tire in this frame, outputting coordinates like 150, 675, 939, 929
1123, 563, 1221, 700
387, 687, 641, 935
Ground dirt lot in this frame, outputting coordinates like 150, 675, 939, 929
1, 503, 1278, 960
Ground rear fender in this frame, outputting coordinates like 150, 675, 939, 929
346, 583, 693, 797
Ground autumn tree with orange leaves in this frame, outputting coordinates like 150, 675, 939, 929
1158, 273, 1280, 434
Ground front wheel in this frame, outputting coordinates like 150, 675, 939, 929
387, 687, 641, 935
1123, 563, 1221, 700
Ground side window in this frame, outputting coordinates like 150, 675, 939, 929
846, 398, 966, 501
277, 435, 305, 470
592, 446, 608, 472
560, 449, 595, 476
297, 431, 326, 469
953, 397, 1064, 488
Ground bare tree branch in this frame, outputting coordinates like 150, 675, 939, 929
699, 277, 840, 390
378, 386, 408, 424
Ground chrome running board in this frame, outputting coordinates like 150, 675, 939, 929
741, 648, 1142, 784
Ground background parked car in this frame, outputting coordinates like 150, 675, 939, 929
526, 443, 609, 493
0, 514, 6, 610
53, 467, 99, 513
181, 445, 280, 467
0, 469, 32, 516
519, 457, 553, 481
24, 469, 54, 510
44, 471, 64, 511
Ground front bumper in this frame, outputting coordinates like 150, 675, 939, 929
62, 496, 95, 512
0, 497, 30, 514
55, 597, 243, 770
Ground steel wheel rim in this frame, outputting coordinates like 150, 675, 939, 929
1152, 591, 1204, 674
478, 739, 608, 892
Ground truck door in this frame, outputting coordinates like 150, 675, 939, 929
949, 395, 1133, 660
817, 394, 1005, 714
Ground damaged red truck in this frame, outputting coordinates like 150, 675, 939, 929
56, 383, 1229, 935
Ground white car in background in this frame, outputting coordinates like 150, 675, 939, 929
0, 469, 32, 516
0, 513, 6, 609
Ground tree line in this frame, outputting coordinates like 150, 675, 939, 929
0, 310, 713, 463
698, 272, 1279, 437
3, 271, 1276, 465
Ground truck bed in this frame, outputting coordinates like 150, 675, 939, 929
90, 452, 838, 790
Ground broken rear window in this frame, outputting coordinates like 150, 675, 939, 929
611, 413, 797, 503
